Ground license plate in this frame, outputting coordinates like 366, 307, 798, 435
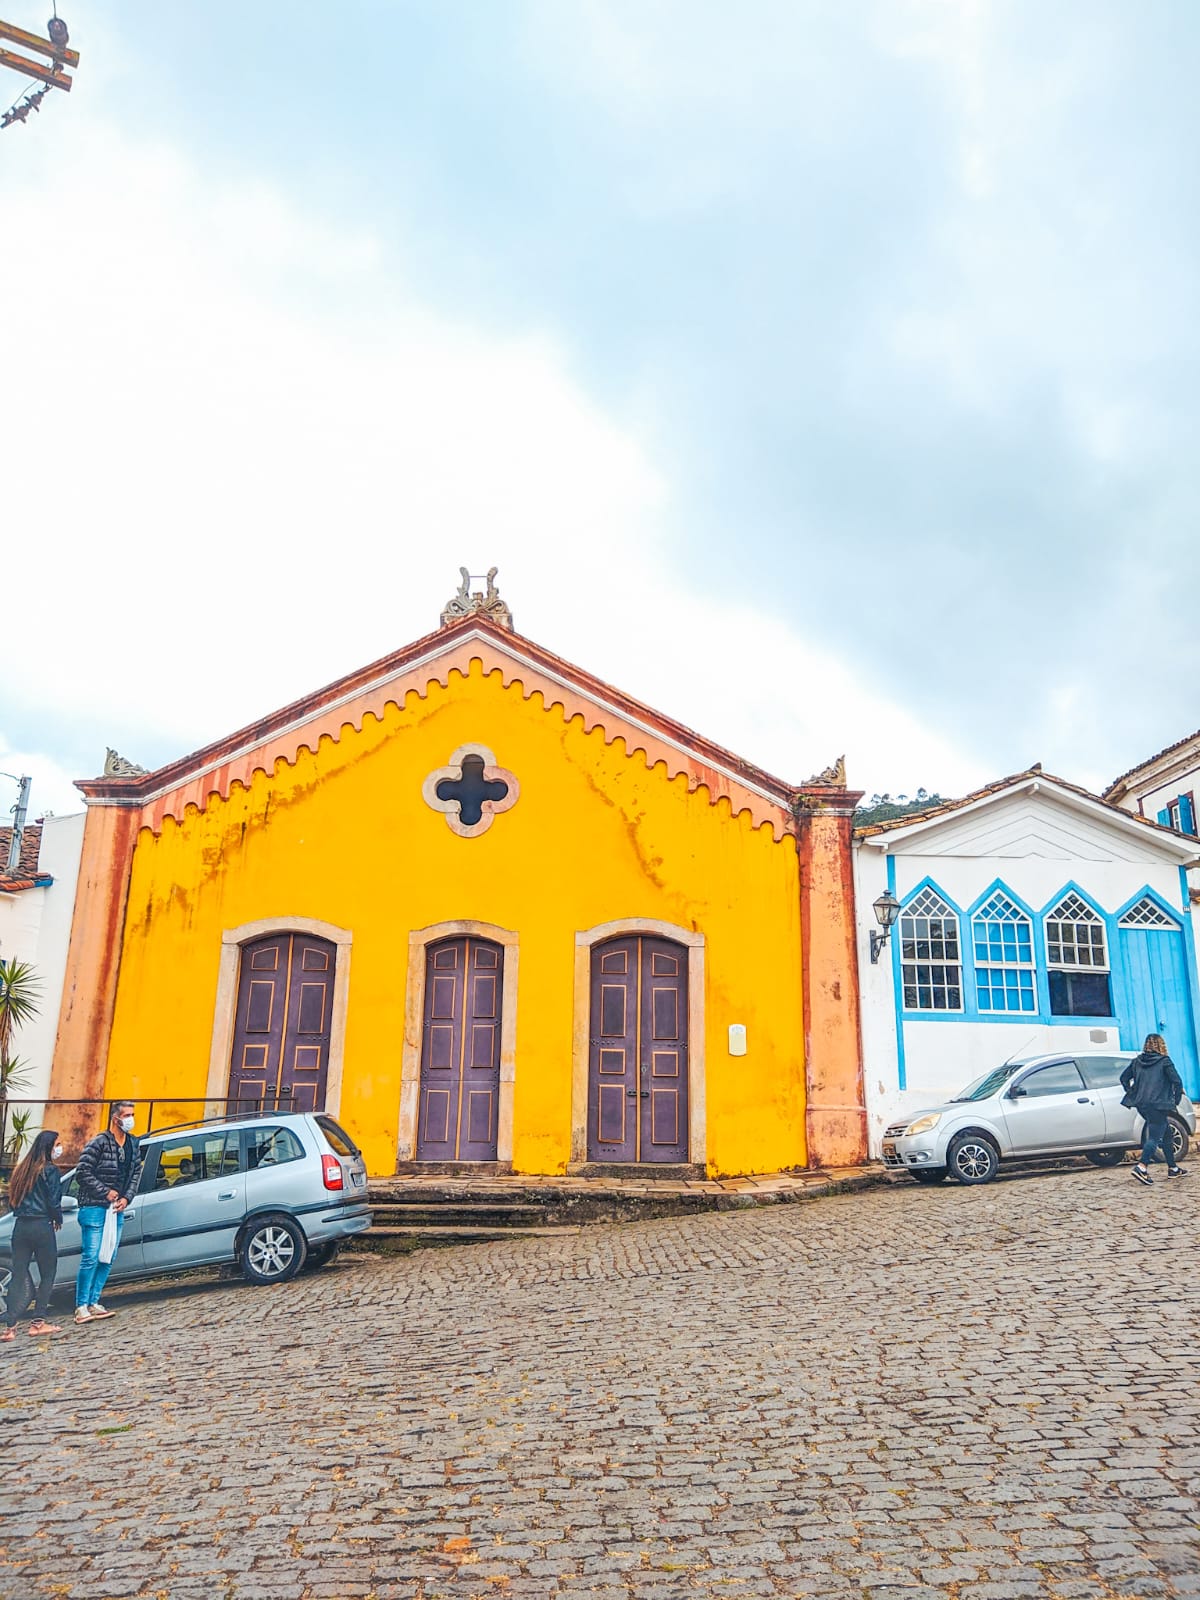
351, 1170, 365, 1187
882, 1141, 896, 1158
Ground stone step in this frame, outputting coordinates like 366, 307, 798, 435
368, 1203, 548, 1228
350, 1223, 575, 1254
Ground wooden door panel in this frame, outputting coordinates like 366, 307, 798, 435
639, 938, 689, 1164
587, 937, 640, 1163
417, 937, 503, 1161
229, 933, 334, 1114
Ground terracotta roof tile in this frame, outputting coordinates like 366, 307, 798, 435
1104, 728, 1200, 800
0, 823, 42, 876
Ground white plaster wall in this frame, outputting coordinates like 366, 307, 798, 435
1135, 768, 1200, 823
0, 812, 85, 1113
854, 798, 1194, 1154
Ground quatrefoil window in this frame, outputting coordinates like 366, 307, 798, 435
421, 743, 520, 837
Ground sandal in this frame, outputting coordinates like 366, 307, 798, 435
27, 1321, 63, 1336
0, 1328, 14, 1342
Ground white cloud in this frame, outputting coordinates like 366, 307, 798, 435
1, 103, 982, 805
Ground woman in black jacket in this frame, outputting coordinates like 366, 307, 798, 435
2, 1129, 65, 1338
1120, 1034, 1187, 1186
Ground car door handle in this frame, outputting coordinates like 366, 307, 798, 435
1077, 1097, 1091, 1104
218, 1190, 238, 1200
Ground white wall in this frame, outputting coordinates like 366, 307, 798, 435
854, 789, 1196, 1154
0, 812, 85, 1113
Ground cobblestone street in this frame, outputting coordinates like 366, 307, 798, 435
2, 1165, 1198, 1600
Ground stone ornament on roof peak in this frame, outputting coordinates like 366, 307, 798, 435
103, 748, 148, 777
440, 566, 514, 631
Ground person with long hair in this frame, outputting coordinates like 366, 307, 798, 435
2, 1129, 65, 1339
1121, 1033, 1187, 1186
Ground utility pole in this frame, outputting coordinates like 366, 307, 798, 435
0, 13, 78, 126
3, 775, 31, 874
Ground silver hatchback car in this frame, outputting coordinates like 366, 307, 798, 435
882, 1052, 1196, 1185
0, 1111, 372, 1310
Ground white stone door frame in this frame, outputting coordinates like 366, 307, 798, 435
571, 918, 706, 1167
398, 920, 520, 1166
205, 915, 354, 1118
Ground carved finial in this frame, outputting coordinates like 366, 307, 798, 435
800, 755, 846, 788
103, 748, 149, 777
440, 566, 514, 630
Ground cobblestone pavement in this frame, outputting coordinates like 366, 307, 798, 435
2, 1164, 1198, 1600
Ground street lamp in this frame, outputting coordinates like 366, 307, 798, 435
870, 890, 901, 964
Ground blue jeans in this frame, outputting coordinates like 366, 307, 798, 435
76, 1206, 125, 1308
1140, 1114, 1175, 1168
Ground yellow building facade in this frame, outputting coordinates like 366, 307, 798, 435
50, 586, 867, 1177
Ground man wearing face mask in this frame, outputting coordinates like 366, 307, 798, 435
73, 1101, 143, 1325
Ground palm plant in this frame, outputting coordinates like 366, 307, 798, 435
0, 957, 40, 1112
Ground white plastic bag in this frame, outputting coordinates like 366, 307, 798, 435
99, 1205, 119, 1265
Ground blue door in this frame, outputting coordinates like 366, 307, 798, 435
1117, 919, 1200, 1098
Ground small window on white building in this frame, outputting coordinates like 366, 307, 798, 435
1045, 892, 1112, 1017
1119, 897, 1176, 928
899, 887, 962, 1011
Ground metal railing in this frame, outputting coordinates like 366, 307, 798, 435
0, 1094, 295, 1176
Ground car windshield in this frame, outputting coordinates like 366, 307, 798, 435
953, 1062, 1023, 1101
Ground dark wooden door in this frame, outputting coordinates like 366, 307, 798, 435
229, 933, 335, 1113
416, 937, 503, 1161
587, 936, 688, 1164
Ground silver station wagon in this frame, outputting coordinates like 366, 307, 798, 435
0, 1111, 371, 1310
883, 1052, 1196, 1185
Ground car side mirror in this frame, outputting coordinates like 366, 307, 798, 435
61, 1195, 79, 1211
1008, 1086, 1027, 1099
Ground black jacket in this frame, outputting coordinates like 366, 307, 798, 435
12, 1164, 63, 1227
75, 1130, 143, 1209
1120, 1052, 1184, 1115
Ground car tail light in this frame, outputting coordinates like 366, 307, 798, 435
321, 1154, 344, 1191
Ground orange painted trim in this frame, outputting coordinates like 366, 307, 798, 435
47, 804, 141, 1148
78, 622, 801, 841
797, 792, 868, 1168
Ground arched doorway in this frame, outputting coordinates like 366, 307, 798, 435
587, 935, 689, 1164
416, 936, 504, 1161
228, 932, 337, 1113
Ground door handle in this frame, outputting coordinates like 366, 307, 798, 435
218, 1190, 237, 1200
626, 1089, 637, 1098
1076, 1097, 1091, 1104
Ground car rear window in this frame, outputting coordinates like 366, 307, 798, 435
1076, 1055, 1131, 1089
315, 1115, 359, 1158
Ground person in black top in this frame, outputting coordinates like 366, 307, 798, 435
1121, 1033, 1187, 1185
2, 1129, 65, 1339
74, 1100, 143, 1324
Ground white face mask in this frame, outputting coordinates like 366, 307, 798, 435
119, 1115, 135, 1132
52, 1144, 63, 1160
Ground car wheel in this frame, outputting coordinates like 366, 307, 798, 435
1168, 1119, 1190, 1164
948, 1134, 999, 1185
909, 1169, 947, 1185
240, 1215, 307, 1285
303, 1241, 342, 1271
1084, 1148, 1127, 1167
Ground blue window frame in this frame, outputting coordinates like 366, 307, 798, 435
973, 892, 1036, 1013
899, 887, 963, 1011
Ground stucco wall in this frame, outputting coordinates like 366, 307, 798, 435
0, 812, 86, 1109
100, 663, 808, 1177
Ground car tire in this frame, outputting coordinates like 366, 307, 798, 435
303, 1241, 342, 1271
1084, 1149, 1127, 1167
240, 1215, 307, 1285
1168, 1118, 1190, 1164
909, 1169, 947, 1185
947, 1134, 1000, 1185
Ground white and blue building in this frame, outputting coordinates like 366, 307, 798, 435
854, 767, 1200, 1153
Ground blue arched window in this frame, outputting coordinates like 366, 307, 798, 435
972, 891, 1036, 1013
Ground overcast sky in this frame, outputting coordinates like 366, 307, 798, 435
3, 1, 1197, 821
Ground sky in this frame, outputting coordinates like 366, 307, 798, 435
2, 0, 1198, 822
